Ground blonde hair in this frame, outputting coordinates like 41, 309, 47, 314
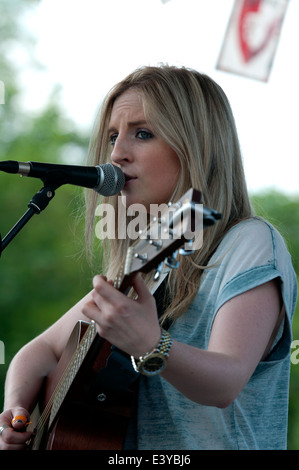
85, 65, 253, 323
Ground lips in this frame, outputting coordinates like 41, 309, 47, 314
124, 173, 137, 185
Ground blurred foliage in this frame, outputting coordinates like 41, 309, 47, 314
0, 0, 298, 451
251, 191, 299, 450
0, 0, 100, 411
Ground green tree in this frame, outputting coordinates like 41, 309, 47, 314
0, 0, 99, 409
251, 190, 299, 450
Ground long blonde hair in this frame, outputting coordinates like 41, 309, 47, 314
85, 65, 253, 323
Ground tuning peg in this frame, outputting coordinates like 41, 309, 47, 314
134, 252, 148, 262
149, 239, 163, 249
179, 240, 194, 255
154, 262, 164, 281
165, 251, 179, 269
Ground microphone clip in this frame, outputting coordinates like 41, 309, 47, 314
28, 185, 57, 214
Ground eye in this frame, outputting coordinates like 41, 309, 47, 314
136, 130, 154, 140
109, 133, 118, 146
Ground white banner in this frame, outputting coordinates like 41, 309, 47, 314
216, 0, 289, 82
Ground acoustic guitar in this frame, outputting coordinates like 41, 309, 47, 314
27, 189, 220, 450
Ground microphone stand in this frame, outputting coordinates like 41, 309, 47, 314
0, 180, 61, 256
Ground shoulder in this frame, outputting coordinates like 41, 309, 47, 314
208, 217, 296, 314
222, 216, 278, 245
206, 217, 293, 296
213, 217, 287, 269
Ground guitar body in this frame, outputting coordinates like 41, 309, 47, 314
29, 321, 138, 450
44, 404, 131, 450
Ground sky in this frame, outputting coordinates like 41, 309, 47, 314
18, 0, 299, 195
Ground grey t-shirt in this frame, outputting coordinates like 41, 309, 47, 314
125, 217, 298, 450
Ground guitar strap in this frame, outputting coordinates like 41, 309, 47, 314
152, 272, 173, 330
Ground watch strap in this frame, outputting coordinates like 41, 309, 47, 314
131, 328, 173, 375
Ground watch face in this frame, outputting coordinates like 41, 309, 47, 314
141, 353, 166, 376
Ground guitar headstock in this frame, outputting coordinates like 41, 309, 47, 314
114, 189, 221, 292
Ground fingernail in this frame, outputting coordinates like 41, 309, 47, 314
11, 415, 31, 426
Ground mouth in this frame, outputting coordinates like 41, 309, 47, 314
124, 173, 137, 186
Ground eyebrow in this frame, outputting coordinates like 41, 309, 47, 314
108, 120, 149, 133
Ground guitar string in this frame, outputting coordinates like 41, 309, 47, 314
33, 323, 96, 440
32, 322, 97, 443
33, 256, 131, 441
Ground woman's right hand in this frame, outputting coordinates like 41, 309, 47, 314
0, 408, 32, 450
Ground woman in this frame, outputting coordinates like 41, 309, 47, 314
0, 65, 297, 450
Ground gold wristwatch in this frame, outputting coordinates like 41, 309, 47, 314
131, 329, 173, 376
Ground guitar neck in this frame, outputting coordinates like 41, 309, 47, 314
47, 322, 98, 429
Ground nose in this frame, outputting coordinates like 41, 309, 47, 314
110, 135, 132, 166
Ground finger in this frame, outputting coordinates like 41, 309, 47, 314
92, 275, 124, 306
82, 299, 102, 322
11, 413, 31, 431
92, 275, 112, 299
130, 273, 155, 304
0, 424, 10, 439
0, 425, 32, 447
3, 432, 32, 449
92, 274, 107, 288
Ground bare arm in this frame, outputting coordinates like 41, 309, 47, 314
0, 291, 93, 449
161, 279, 282, 407
4, 338, 58, 413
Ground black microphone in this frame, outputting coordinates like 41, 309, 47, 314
0, 160, 125, 196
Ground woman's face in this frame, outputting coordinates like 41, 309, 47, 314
109, 89, 181, 212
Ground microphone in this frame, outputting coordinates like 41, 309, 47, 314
0, 160, 125, 196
